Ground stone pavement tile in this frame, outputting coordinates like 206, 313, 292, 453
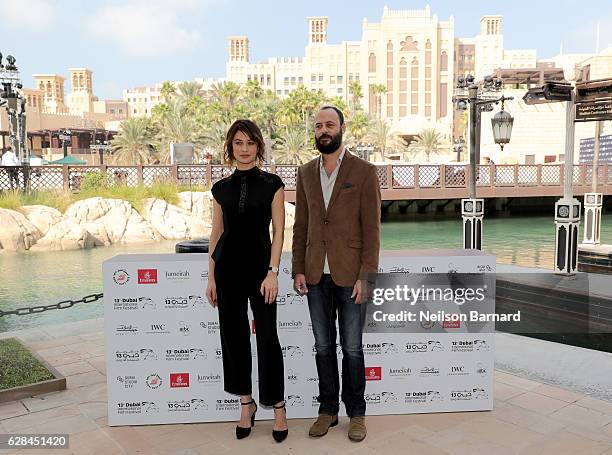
349, 415, 434, 444
100, 424, 163, 454
492, 400, 567, 435
26, 336, 85, 351
27, 414, 97, 436
65, 370, 106, 389
432, 417, 546, 452
0, 402, 29, 420
75, 346, 106, 361
549, 404, 612, 430
0, 328, 50, 343
77, 401, 108, 421
365, 430, 451, 455
146, 424, 217, 454
20, 391, 75, 413
519, 430, 611, 455
1, 405, 80, 433
605, 422, 612, 438
531, 384, 584, 403
507, 391, 569, 415
402, 411, 486, 433
567, 425, 612, 445
66, 382, 107, 405
66, 428, 123, 454
494, 371, 542, 391
35, 345, 81, 367
55, 360, 96, 377
575, 397, 612, 416
131, 422, 184, 439
494, 381, 526, 402
85, 356, 106, 375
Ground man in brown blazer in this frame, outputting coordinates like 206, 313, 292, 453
292, 106, 381, 442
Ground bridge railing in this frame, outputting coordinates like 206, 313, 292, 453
0, 164, 610, 193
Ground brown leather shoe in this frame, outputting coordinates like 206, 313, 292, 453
308, 413, 339, 437
348, 416, 366, 442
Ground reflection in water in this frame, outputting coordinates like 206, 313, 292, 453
1, 215, 611, 332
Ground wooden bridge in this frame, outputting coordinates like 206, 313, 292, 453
1, 164, 611, 202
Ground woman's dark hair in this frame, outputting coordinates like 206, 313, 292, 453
223, 119, 266, 166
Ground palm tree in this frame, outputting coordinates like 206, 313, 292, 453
202, 121, 230, 164
370, 83, 387, 118
366, 118, 405, 162
348, 81, 363, 112
273, 127, 312, 165
210, 81, 241, 122
177, 81, 203, 100
155, 100, 203, 163
414, 128, 443, 162
242, 79, 264, 100
111, 118, 155, 165
347, 111, 372, 146
160, 81, 176, 102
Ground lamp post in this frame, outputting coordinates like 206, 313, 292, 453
453, 136, 465, 162
0, 52, 30, 191
522, 72, 582, 274
453, 75, 514, 250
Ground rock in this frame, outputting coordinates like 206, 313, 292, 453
20, 205, 63, 236
0, 208, 41, 251
65, 197, 159, 245
141, 198, 211, 240
177, 191, 214, 225
30, 218, 94, 251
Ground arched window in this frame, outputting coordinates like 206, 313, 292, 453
369, 53, 376, 73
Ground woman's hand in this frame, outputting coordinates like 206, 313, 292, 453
260, 272, 278, 304
206, 279, 217, 307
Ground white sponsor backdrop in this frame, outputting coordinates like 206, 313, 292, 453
104, 250, 495, 426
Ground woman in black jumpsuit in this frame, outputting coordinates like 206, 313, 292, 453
206, 119, 288, 442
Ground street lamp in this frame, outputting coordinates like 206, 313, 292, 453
0, 52, 29, 191
522, 78, 579, 275
453, 74, 514, 250
491, 100, 513, 150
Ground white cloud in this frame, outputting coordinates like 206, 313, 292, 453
0, 0, 57, 31
87, 0, 214, 57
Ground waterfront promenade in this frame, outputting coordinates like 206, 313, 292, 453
0, 318, 611, 454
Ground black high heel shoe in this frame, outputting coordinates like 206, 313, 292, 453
272, 402, 288, 443
235, 399, 257, 440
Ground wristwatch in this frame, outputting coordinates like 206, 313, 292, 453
268, 266, 279, 274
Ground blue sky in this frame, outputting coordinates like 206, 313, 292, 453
1, 0, 610, 99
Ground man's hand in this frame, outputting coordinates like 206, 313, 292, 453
351, 280, 364, 304
293, 274, 308, 295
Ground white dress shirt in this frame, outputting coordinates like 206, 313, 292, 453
319, 147, 346, 273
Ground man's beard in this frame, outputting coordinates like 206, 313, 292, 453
315, 131, 343, 155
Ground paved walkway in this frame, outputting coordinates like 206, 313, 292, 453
0, 319, 611, 454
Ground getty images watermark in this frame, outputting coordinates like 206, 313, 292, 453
362, 272, 603, 335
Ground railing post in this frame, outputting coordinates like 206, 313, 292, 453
170, 165, 178, 183
440, 164, 446, 188
62, 164, 69, 191
137, 165, 144, 185
559, 165, 564, 187
490, 164, 495, 188
514, 164, 519, 187
271, 163, 277, 174
536, 164, 542, 186
205, 164, 212, 188
463, 164, 470, 192
414, 164, 420, 189
386, 165, 393, 189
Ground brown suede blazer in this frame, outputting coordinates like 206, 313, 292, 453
292, 150, 381, 287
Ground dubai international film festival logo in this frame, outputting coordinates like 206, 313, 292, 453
138, 269, 158, 284
113, 269, 130, 285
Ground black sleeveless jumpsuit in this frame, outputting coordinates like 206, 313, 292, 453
211, 166, 285, 406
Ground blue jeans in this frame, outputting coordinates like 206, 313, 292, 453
307, 274, 366, 417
